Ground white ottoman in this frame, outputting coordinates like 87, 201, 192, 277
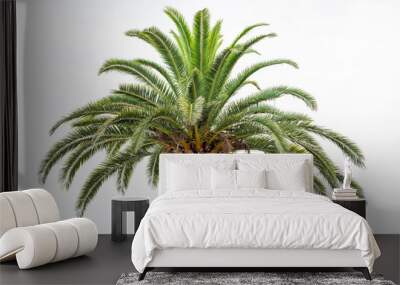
0, 189, 98, 269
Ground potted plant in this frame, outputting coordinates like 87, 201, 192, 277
40, 7, 364, 215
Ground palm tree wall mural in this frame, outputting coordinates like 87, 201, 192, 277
39, 7, 364, 215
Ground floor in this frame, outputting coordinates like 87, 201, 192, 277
0, 235, 133, 285
0, 235, 398, 285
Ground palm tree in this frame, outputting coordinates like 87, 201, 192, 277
39, 7, 364, 215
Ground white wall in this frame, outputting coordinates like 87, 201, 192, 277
16, 0, 400, 234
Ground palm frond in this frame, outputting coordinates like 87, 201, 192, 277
300, 124, 365, 167
252, 117, 287, 152
125, 27, 186, 81
133, 59, 180, 96
113, 84, 161, 107
60, 137, 126, 190
178, 95, 204, 126
230, 23, 269, 47
221, 59, 298, 100
40, 126, 104, 182
99, 59, 174, 100
207, 33, 277, 101
164, 7, 192, 62
49, 100, 121, 134
146, 145, 163, 186
313, 175, 326, 194
207, 20, 222, 69
77, 148, 148, 215
192, 8, 210, 73
228, 86, 317, 112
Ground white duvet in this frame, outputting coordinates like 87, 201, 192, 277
131, 190, 380, 273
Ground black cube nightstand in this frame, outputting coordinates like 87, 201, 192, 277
332, 198, 366, 218
111, 197, 149, 242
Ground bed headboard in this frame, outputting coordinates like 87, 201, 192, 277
158, 153, 313, 194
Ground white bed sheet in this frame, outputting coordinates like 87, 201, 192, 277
131, 190, 380, 273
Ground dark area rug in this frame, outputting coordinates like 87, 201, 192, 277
116, 272, 396, 285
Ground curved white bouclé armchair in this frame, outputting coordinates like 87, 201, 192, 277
0, 189, 98, 269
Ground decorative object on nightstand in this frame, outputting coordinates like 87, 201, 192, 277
332, 188, 358, 200
332, 198, 366, 219
342, 157, 353, 189
111, 197, 149, 242
332, 157, 359, 200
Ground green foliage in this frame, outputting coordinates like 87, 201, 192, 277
40, 7, 365, 214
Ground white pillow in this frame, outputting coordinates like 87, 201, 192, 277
212, 168, 237, 191
237, 159, 308, 191
167, 163, 212, 192
236, 169, 267, 189
266, 163, 307, 191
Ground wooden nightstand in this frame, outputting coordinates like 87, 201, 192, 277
332, 198, 366, 218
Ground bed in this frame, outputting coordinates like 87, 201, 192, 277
131, 154, 380, 280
